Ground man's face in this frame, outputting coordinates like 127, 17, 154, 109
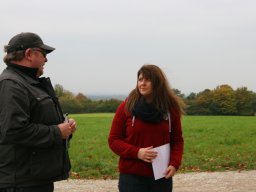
30, 48, 48, 77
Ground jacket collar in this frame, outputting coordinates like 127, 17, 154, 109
7, 63, 40, 85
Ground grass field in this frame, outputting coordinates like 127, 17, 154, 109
68, 114, 256, 179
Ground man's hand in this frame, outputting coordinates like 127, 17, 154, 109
69, 118, 77, 134
58, 118, 77, 139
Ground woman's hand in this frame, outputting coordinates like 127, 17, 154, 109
137, 146, 158, 163
165, 165, 176, 178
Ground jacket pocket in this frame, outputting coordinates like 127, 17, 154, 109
29, 148, 63, 179
30, 94, 60, 125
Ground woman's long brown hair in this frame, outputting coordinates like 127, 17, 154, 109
126, 64, 185, 116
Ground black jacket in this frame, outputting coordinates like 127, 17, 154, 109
0, 66, 70, 187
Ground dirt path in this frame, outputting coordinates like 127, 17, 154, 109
54, 170, 256, 192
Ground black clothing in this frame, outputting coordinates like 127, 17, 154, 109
0, 65, 70, 187
132, 97, 163, 123
118, 173, 172, 192
0, 183, 54, 192
6, 63, 38, 79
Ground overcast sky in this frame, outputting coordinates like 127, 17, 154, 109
0, 0, 255, 96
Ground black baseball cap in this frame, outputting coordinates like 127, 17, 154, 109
4, 32, 55, 54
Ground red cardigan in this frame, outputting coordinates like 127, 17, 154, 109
108, 100, 184, 177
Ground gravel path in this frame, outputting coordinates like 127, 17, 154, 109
54, 170, 256, 192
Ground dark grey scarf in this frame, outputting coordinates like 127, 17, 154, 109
132, 97, 163, 123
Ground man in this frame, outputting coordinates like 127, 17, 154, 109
0, 32, 76, 192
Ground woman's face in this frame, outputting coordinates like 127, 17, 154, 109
137, 73, 153, 99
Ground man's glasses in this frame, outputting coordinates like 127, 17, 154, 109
31, 48, 47, 58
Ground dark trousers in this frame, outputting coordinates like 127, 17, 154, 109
118, 173, 172, 192
0, 183, 54, 192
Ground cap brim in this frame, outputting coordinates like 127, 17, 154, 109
40, 44, 55, 53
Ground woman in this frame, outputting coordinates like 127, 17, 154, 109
108, 64, 184, 192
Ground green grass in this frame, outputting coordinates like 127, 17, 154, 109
69, 113, 117, 179
68, 114, 256, 179
181, 116, 256, 172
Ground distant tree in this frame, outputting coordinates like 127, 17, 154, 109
60, 97, 81, 113
186, 92, 197, 101
75, 93, 88, 103
186, 89, 212, 115
185, 93, 197, 115
74, 93, 89, 113
173, 88, 185, 98
210, 85, 237, 115
235, 87, 255, 115
102, 99, 122, 112
54, 84, 65, 97
195, 89, 212, 115
252, 93, 256, 115
57, 89, 80, 113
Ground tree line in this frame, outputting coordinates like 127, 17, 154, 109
54, 84, 256, 116
54, 84, 122, 114
179, 84, 256, 116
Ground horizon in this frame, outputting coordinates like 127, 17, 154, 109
70, 83, 255, 99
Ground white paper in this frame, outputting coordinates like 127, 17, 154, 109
152, 143, 170, 180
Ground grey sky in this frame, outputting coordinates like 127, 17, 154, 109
1, 0, 255, 95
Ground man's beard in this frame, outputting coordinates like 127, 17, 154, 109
36, 68, 44, 78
